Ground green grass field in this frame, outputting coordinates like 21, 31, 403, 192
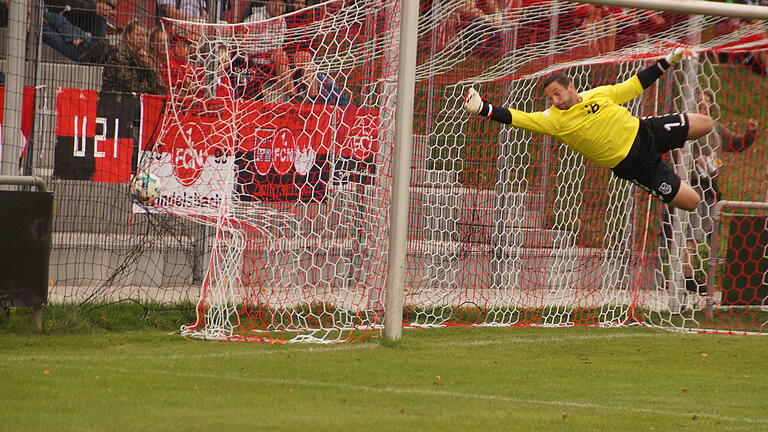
3, 43, 768, 432
2, 306, 768, 431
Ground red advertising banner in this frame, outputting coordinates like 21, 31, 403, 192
331, 105, 379, 186
0, 86, 37, 162
334, 105, 379, 161
155, 98, 235, 188
55, 88, 381, 203
235, 101, 334, 202
139, 94, 165, 152
54, 88, 138, 183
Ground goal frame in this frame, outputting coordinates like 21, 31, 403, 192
382, 0, 768, 339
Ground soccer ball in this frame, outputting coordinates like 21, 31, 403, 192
131, 172, 161, 204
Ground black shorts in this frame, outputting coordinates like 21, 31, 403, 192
611, 113, 690, 203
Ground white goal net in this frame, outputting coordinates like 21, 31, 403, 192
136, 0, 768, 341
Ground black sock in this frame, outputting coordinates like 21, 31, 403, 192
685, 278, 697, 293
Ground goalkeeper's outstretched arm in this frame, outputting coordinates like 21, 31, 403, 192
636, 47, 685, 89
462, 47, 687, 130
608, 47, 686, 104
463, 47, 686, 118
605, 47, 686, 105
463, 87, 512, 124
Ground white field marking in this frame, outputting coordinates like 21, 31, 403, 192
425, 331, 672, 348
0, 342, 375, 363
34, 362, 768, 426
0, 332, 666, 363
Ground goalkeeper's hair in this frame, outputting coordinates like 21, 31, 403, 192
540, 73, 571, 92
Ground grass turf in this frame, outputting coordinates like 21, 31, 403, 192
2, 315, 768, 431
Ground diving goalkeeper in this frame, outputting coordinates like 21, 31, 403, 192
463, 48, 713, 211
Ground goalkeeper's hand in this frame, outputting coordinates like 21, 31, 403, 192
463, 88, 483, 115
665, 47, 685, 65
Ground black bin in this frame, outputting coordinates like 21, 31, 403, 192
0, 190, 53, 309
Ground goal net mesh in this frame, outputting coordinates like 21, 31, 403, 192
134, 0, 768, 341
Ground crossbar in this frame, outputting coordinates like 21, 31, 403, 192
565, 0, 768, 20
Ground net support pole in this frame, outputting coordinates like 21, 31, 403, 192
667, 15, 703, 313
564, 0, 768, 20
1, 0, 29, 177
383, 0, 419, 341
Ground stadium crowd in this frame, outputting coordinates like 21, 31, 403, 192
0, 0, 763, 98
0, 1, 340, 102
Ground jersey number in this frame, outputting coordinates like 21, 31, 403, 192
663, 122, 681, 131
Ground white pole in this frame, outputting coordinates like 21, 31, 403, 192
383, 0, 419, 341
564, 0, 768, 20
1, 0, 29, 176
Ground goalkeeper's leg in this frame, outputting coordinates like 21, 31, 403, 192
671, 113, 713, 210
686, 113, 714, 140
669, 181, 699, 212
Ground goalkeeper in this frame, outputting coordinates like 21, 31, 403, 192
463, 48, 713, 211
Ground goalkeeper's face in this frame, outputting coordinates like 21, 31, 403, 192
543, 81, 581, 111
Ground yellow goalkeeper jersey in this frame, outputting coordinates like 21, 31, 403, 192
508, 76, 644, 169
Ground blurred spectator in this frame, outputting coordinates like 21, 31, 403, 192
102, 19, 166, 94
241, 0, 286, 24
436, 0, 503, 56
613, 10, 676, 50
696, 88, 758, 155
707, 2, 768, 74
210, 0, 232, 22
290, 50, 350, 106
692, 88, 758, 222
147, 26, 180, 94
45, 0, 117, 39
740, 46, 768, 77
230, 1, 290, 100
579, 5, 618, 54
41, 7, 93, 61
76, 35, 113, 64
151, 29, 232, 98
157, 0, 208, 22
148, 26, 169, 67
285, 0, 306, 14
668, 87, 759, 296
159, 31, 198, 94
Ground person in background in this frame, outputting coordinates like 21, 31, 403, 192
290, 50, 350, 106
102, 19, 166, 95
435, 0, 504, 56
691, 88, 758, 293
613, 9, 676, 51
692, 88, 758, 213
662, 87, 759, 296
162, 31, 202, 96
157, 0, 208, 22
232, 1, 290, 100
579, 4, 618, 55
156, 29, 233, 98
285, 0, 306, 14
148, 26, 169, 67
709, 3, 768, 75
147, 26, 175, 93
44, 0, 117, 39
40, 6, 93, 62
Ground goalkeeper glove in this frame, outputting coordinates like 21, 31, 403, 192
665, 47, 685, 65
463, 88, 483, 115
